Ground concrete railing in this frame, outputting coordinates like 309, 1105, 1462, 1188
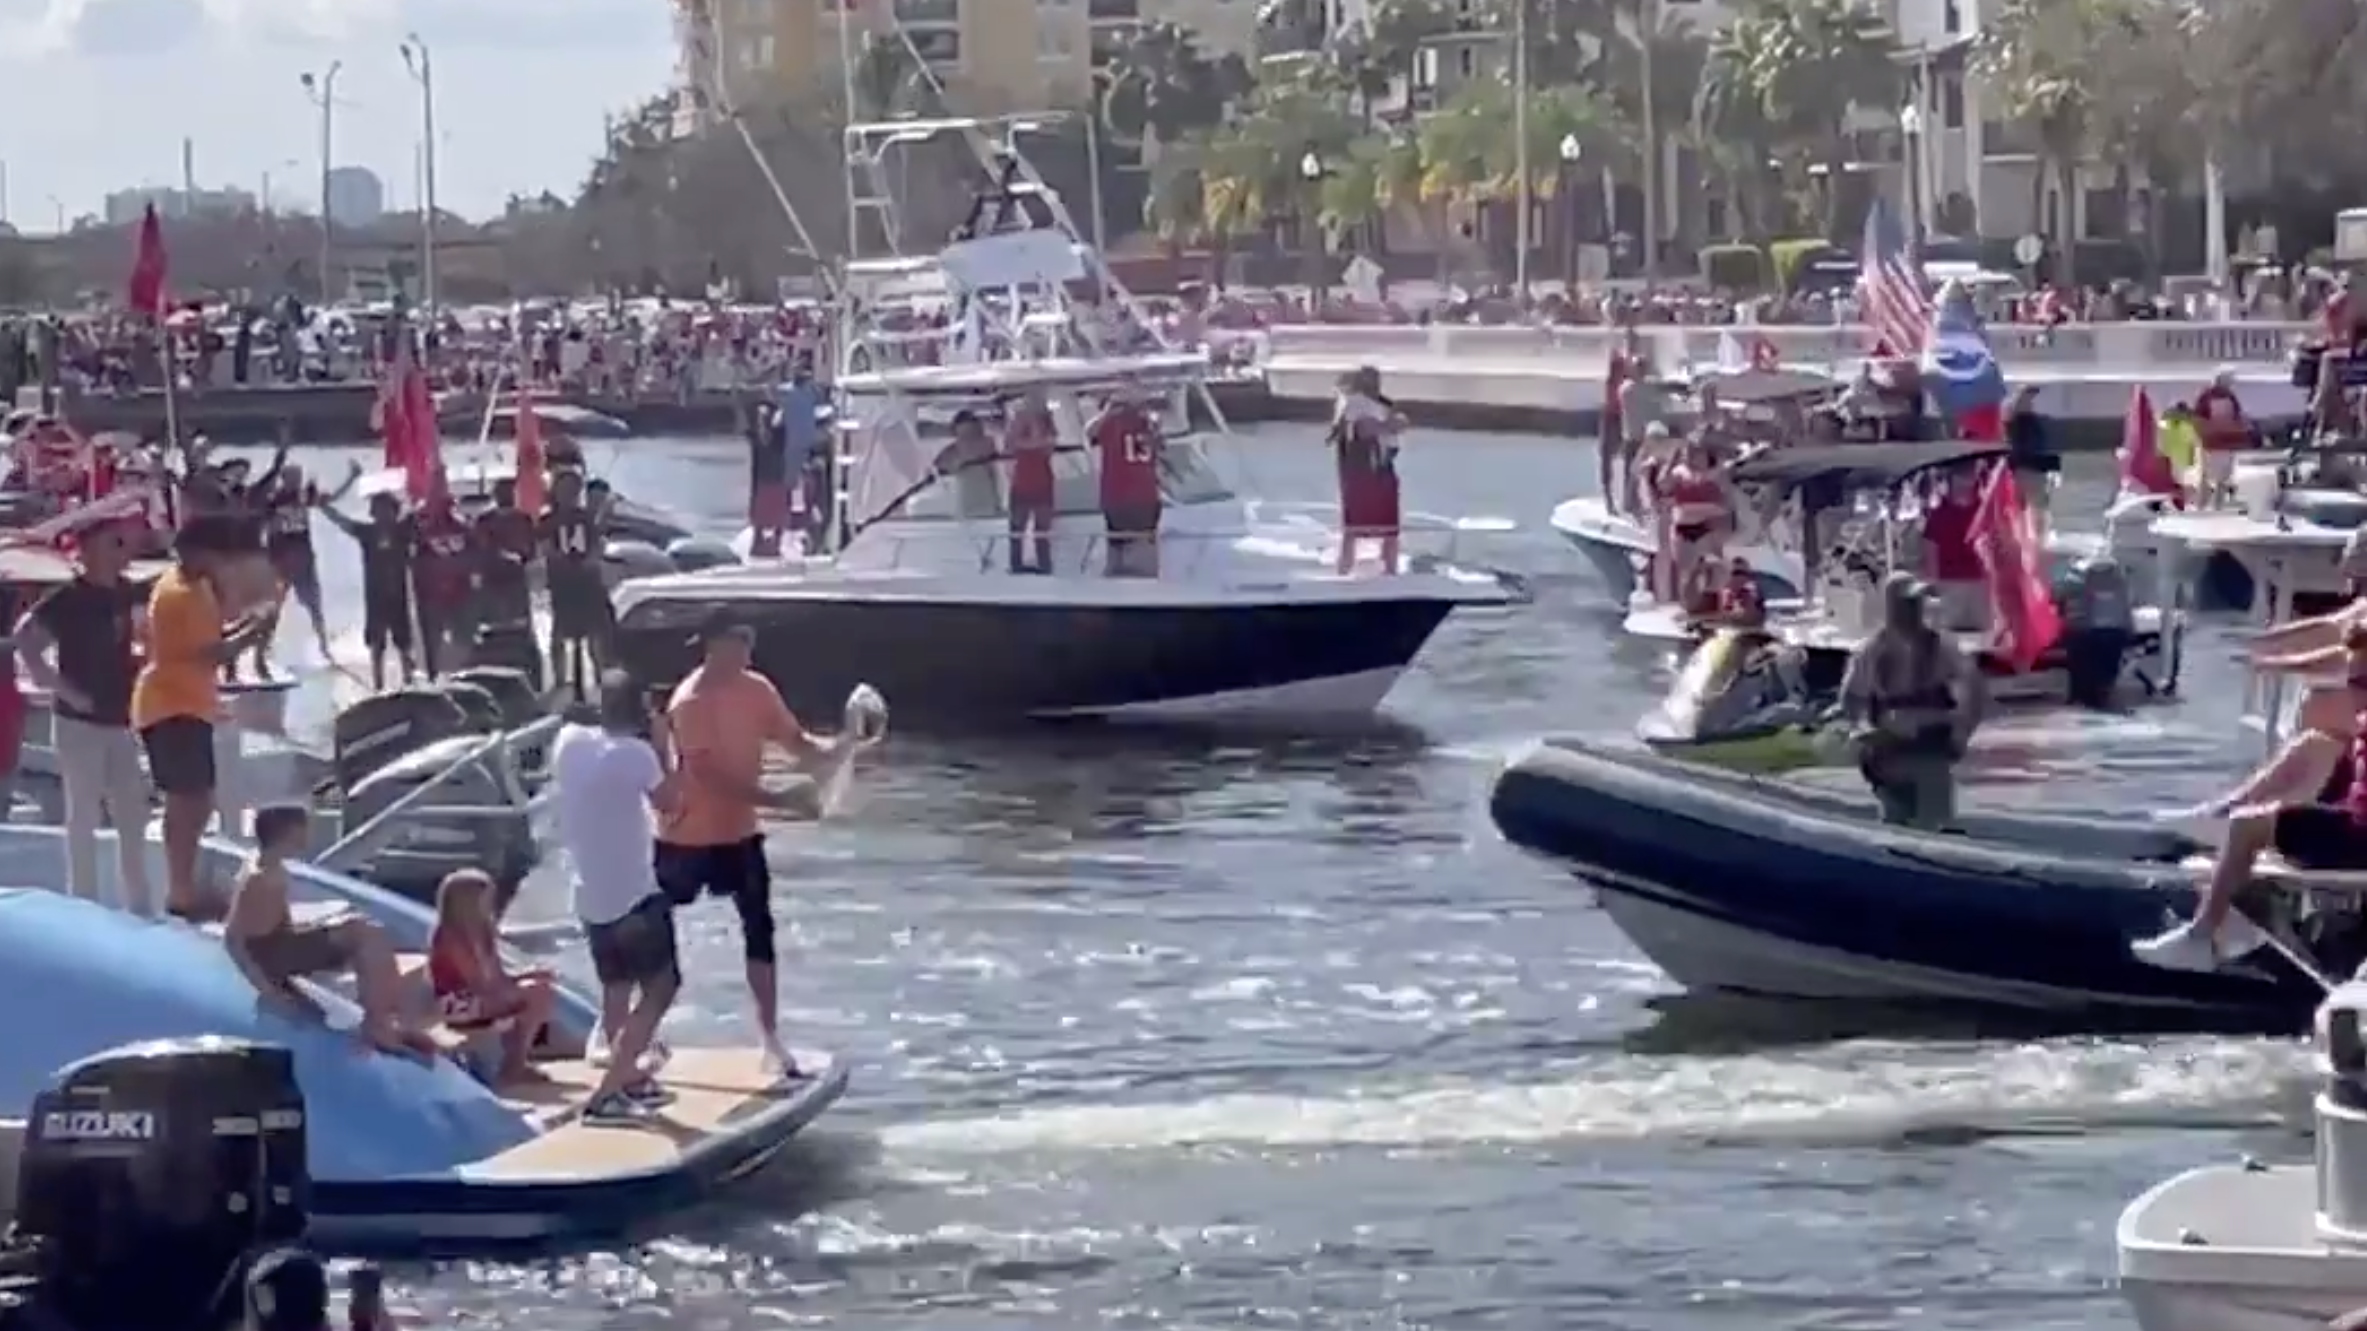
1264, 320, 2313, 371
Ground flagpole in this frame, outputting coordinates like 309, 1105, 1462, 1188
157, 315, 182, 456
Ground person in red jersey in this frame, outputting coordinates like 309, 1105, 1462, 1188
411, 494, 474, 676
1003, 390, 1058, 574
1091, 391, 1163, 577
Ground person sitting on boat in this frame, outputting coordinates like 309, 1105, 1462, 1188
222, 804, 437, 1057
1003, 390, 1059, 575
1655, 437, 1734, 611
1331, 365, 1405, 577
1919, 467, 1989, 632
2191, 368, 2252, 506
2133, 626, 2367, 972
1715, 556, 1766, 629
1839, 572, 1982, 828
1091, 390, 1164, 578
427, 867, 558, 1084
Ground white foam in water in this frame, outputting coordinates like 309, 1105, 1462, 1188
883, 1037, 2309, 1156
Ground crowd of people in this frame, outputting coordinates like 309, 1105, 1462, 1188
0, 409, 886, 1120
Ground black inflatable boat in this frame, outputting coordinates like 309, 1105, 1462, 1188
1490, 739, 2336, 1032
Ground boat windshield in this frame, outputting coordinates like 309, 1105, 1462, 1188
900, 432, 1236, 523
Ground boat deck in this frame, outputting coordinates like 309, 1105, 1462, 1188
465, 1048, 818, 1181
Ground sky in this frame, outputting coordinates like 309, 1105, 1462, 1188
0, 0, 680, 228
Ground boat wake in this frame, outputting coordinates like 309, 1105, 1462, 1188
881, 1036, 2310, 1157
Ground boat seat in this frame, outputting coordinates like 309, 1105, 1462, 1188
2180, 852, 2367, 892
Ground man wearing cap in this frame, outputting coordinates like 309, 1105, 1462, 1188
656, 609, 853, 1081
1837, 571, 1983, 828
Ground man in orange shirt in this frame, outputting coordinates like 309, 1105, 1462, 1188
134, 518, 276, 919
656, 610, 852, 1080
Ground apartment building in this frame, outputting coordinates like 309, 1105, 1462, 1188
672, 0, 1261, 125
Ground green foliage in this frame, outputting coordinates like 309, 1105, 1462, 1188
1698, 243, 1768, 291
1767, 237, 1830, 290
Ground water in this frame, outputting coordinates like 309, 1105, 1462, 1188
247, 429, 2306, 1330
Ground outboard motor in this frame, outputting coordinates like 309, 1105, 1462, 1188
7, 1039, 307, 1331
332, 686, 471, 789
667, 535, 741, 573
2056, 555, 2136, 709
434, 679, 505, 734
444, 666, 542, 732
470, 621, 545, 695
603, 539, 676, 586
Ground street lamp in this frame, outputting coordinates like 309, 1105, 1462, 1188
1899, 100, 1925, 244
1558, 133, 1583, 289
1298, 152, 1325, 306
299, 62, 341, 306
399, 35, 439, 311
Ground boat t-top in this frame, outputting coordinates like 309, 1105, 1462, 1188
606, 115, 1518, 724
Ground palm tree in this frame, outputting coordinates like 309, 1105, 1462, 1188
1706, 0, 1900, 233
1186, 67, 1361, 274
1100, 21, 1248, 146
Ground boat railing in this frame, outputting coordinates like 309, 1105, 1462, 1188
313, 715, 563, 870
841, 506, 1489, 584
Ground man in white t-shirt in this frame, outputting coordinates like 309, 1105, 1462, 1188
549, 671, 683, 1124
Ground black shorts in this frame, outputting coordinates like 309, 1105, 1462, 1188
1105, 507, 1161, 538
2272, 805, 2367, 870
655, 836, 776, 964
362, 590, 412, 653
139, 716, 216, 796
584, 893, 680, 989
549, 568, 612, 641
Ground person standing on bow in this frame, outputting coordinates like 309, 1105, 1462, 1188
254, 463, 347, 675
1091, 390, 1163, 577
540, 468, 612, 700
317, 488, 418, 690
2191, 367, 2252, 507
1655, 436, 1733, 614
1838, 573, 1983, 829
1003, 390, 1058, 575
411, 494, 473, 678
1330, 366, 1404, 576
16, 519, 153, 914
469, 479, 542, 686
134, 517, 277, 919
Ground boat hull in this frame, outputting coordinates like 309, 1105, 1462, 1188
612, 593, 1455, 724
1488, 739, 2315, 1028
1549, 497, 1799, 602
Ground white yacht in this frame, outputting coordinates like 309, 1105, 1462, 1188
605, 119, 1519, 724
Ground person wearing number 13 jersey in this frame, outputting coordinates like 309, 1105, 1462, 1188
1092, 394, 1162, 577
540, 468, 611, 699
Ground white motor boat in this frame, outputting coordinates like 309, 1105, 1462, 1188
606, 123, 1520, 726
2118, 978, 2367, 1331
1615, 440, 2181, 707
2144, 447, 2367, 617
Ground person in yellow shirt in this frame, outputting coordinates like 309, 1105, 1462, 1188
133, 518, 275, 920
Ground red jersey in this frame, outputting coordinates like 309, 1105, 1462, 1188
413, 508, 473, 605
1093, 407, 1160, 512
2193, 386, 2248, 450
427, 924, 496, 1031
1007, 413, 1056, 499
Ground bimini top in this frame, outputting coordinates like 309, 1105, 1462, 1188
1729, 440, 2006, 493
0, 890, 534, 1180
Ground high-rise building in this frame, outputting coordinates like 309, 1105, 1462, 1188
672, 0, 1262, 126
324, 166, 386, 227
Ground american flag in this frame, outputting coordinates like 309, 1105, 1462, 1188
1857, 196, 1932, 359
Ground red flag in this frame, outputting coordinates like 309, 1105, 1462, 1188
126, 204, 167, 317
2117, 385, 2181, 500
379, 345, 447, 506
513, 393, 547, 513
1956, 401, 2004, 442
1969, 462, 2062, 674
